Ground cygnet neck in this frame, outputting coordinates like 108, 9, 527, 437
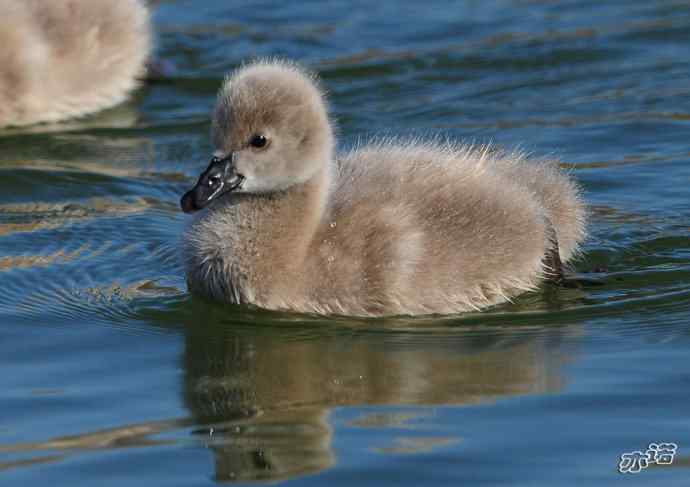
254, 161, 332, 273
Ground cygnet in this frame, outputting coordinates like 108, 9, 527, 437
181, 60, 586, 317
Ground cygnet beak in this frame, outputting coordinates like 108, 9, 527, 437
180, 153, 245, 213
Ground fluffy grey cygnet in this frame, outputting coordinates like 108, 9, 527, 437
181, 60, 586, 317
0, 0, 151, 128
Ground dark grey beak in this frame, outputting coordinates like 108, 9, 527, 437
180, 153, 244, 214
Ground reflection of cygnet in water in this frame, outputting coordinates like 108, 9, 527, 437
182, 326, 566, 482
181, 59, 586, 316
0, 0, 151, 128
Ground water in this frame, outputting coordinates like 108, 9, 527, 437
1, 0, 689, 484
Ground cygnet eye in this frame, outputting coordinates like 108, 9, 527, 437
208, 174, 222, 186
249, 134, 268, 149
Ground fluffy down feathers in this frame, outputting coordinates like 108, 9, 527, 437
0, 0, 151, 127
183, 60, 586, 317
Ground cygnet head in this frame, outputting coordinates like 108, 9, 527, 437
181, 60, 333, 213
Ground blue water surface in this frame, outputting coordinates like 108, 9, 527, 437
1, 0, 689, 485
